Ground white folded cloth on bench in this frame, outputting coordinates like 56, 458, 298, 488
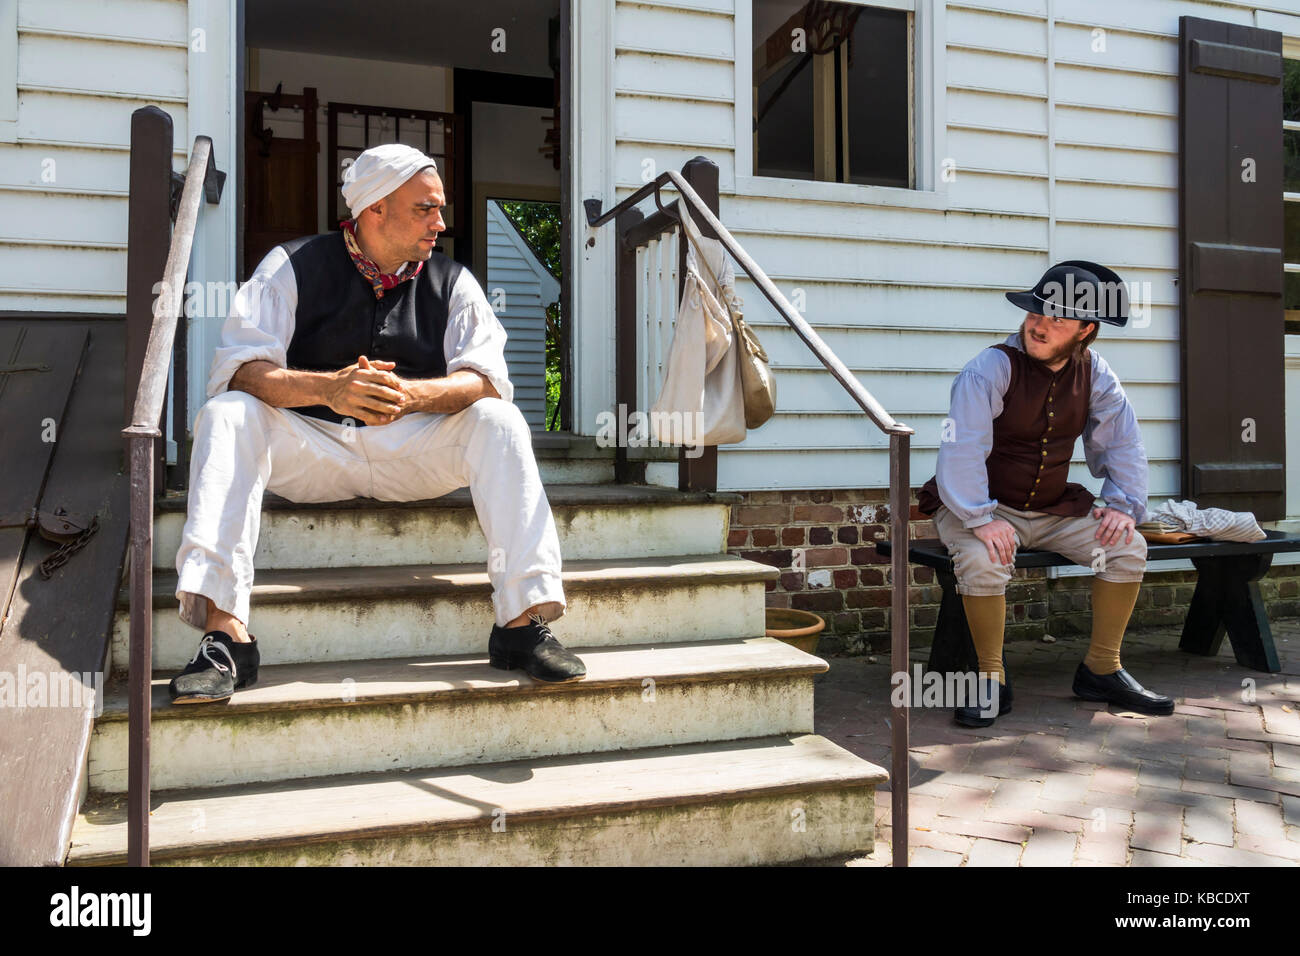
1146, 499, 1266, 542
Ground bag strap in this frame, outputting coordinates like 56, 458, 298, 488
679, 208, 736, 324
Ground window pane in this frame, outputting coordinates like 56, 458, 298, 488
1286, 273, 1300, 335
756, 57, 815, 179
845, 6, 910, 188
754, 0, 816, 180
1288, 130, 1300, 193
1287, 201, 1300, 263
1286, 271, 1300, 310
1286, 58, 1300, 123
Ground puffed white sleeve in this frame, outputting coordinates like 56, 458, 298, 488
1083, 350, 1149, 525
443, 269, 514, 405
205, 246, 298, 398
935, 349, 1012, 529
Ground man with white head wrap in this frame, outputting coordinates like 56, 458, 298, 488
169, 143, 580, 704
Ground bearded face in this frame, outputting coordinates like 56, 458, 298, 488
1019, 313, 1096, 368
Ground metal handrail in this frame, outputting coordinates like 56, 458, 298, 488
121, 133, 223, 866
587, 169, 914, 867
587, 171, 912, 438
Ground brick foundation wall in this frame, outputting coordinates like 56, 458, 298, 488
727, 488, 1300, 655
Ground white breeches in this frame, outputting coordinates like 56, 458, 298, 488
175, 390, 566, 632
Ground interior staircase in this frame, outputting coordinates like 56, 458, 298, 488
66, 448, 888, 866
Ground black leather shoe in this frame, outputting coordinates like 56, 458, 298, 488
489, 617, 586, 683
168, 631, 259, 703
1072, 662, 1174, 715
954, 675, 1012, 728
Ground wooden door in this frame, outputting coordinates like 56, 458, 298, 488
244, 87, 319, 279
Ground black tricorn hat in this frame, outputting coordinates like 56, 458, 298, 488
1005, 260, 1129, 327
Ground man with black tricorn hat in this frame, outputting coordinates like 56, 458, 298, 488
916, 260, 1173, 727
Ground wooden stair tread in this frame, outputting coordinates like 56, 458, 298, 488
126, 553, 779, 609
67, 733, 887, 864
155, 482, 744, 514
101, 637, 826, 720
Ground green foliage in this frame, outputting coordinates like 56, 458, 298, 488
499, 201, 561, 282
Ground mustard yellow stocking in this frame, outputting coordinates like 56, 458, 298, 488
1085, 578, 1141, 676
961, 593, 1006, 682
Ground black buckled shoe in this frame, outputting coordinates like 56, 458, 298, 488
954, 675, 1013, 728
1072, 662, 1174, 715
489, 616, 586, 683
168, 631, 259, 704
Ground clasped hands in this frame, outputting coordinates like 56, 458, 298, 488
971, 506, 1137, 567
324, 355, 420, 426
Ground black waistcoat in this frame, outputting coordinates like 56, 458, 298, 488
279, 231, 462, 425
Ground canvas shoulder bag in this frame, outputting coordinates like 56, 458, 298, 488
679, 209, 777, 430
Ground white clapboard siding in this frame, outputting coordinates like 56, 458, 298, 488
485, 200, 559, 431
0, 0, 189, 314
607, 0, 1290, 508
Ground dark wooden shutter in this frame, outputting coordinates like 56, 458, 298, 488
1179, 16, 1286, 519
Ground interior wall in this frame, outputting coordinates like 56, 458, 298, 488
471, 102, 560, 189
248, 47, 452, 232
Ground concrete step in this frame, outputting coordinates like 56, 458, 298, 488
88, 638, 825, 793
533, 433, 676, 487
68, 733, 887, 866
112, 554, 778, 674
151, 484, 737, 570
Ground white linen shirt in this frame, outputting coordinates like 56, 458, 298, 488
206, 245, 514, 405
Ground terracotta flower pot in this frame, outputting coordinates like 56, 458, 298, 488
764, 608, 825, 655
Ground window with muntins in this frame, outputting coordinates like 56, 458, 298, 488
1285, 55, 1300, 333
752, 0, 913, 188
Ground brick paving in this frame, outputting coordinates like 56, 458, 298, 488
811, 619, 1300, 866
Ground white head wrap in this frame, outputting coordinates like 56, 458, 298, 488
340, 143, 439, 218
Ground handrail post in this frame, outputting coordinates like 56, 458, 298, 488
123, 106, 173, 868
125, 107, 174, 489
125, 430, 156, 866
677, 157, 720, 493
122, 130, 223, 867
614, 209, 641, 484
889, 431, 911, 866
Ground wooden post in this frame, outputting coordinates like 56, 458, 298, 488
678, 156, 720, 492
125, 431, 155, 866
125, 107, 173, 489
889, 431, 911, 868
614, 209, 641, 484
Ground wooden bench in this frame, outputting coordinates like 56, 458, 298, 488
875, 530, 1300, 674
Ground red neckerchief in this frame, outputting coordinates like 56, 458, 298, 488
340, 218, 424, 300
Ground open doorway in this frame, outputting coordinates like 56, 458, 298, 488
233, 0, 569, 432
480, 196, 561, 431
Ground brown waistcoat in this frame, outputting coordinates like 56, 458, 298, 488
917, 343, 1095, 519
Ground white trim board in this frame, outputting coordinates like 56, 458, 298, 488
574, 0, 616, 437
732, 0, 947, 206
185, 0, 239, 431
1257, 10, 1300, 57
0, 0, 17, 142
